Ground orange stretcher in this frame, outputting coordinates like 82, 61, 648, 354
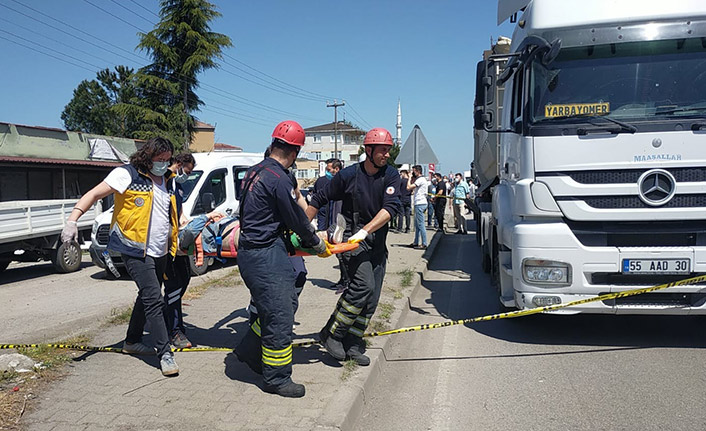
190, 224, 359, 266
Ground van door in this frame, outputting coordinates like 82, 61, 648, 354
191, 168, 229, 216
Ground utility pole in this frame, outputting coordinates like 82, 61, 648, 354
327, 100, 345, 159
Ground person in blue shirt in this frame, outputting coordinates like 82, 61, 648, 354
452, 172, 471, 234
234, 120, 332, 398
307, 127, 401, 366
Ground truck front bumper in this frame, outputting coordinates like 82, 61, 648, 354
511, 222, 706, 315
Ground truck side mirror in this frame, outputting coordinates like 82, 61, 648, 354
202, 192, 215, 211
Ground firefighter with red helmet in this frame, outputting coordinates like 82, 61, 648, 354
235, 120, 332, 398
306, 127, 401, 366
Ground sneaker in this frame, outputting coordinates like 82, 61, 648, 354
263, 381, 305, 398
414, 245, 427, 250
122, 341, 156, 356
330, 214, 346, 244
408, 243, 418, 248
171, 331, 192, 349
319, 329, 346, 361
160, 352, 179, 376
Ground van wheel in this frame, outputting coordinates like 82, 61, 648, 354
52, 241, 82, 273
189, 255, 211, 276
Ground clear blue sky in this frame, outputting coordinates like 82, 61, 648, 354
0, 0, 514, 174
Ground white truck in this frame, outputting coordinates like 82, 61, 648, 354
0, 200, 98, 273
474, 0, 706, 314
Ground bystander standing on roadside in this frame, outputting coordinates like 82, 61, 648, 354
427, 175, 437, 228
433, 173, 448, 234
396, 164, 412, 233
60, 137, 180, 376
408, 165, 429, 249
452, 172, 471, 235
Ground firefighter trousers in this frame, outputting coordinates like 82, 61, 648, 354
236, 238, 297, 388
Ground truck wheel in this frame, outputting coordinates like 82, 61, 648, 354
52, 241, 82, 273
0, 259, 10, 273
189, 255, 211, 276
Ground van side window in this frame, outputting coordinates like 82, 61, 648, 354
192, 168, 227, 216
233, 167, 249, 201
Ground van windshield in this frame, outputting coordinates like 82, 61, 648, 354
178, 170, 202, 201
529, 38, 706, 127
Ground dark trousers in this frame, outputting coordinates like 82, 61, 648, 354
163, 255, 191, 336
123, 254, 170, 357
324, 235, 387, 340
248, 255, 307, 325
435, 200, 446, 230
397, 202, 411, 231
237, 238, 297, 388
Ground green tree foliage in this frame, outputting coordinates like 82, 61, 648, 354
136, 0, 232, 149
356, 143, 401, 167
61, 66, 139, 136
61, 79, 111, 134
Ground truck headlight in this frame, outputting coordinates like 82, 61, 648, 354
522, 259, 571, 286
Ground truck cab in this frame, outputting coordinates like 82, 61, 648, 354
476, 0, 706, 313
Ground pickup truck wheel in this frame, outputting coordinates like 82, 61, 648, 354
189, 255, 211, 276
0, 259, 10, 273
52, 241, 82, 273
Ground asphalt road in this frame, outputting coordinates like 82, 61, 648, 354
0, 255, 235, 344
355, 233, 706, 431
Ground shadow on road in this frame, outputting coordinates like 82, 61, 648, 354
416, 233, 706, 349
0, 259, 95, 284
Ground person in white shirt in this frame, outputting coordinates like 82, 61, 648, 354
407, 165, 429, 249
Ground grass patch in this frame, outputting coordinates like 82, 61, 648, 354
107, 306, 133, 326
399, 268, 415, 287
340, 359, 358, 381
368, 319, 390, 334
378, 302, 394, 321
184, 268, 241, 300
16, 335, 91, 370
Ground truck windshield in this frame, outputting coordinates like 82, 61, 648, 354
178, 170, 202, 201
529, 38, 706, 127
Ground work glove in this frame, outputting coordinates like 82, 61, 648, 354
348, 228, 369, 244
61, 220, 79, 244
310, 220, 318, 232
313, 238, 332, 258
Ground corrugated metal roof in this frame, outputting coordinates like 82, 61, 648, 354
0, 155, 123, 167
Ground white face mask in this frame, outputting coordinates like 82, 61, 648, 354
150, 161, 169, 176
175, 169, 189, 184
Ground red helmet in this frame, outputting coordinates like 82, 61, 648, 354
363, 127, 394, 146
272, 120, 305, 147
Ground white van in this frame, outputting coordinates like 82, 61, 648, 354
89, 151, 264, 277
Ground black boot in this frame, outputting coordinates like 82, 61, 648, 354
263, 381, 305, 398
319, 327, 346, 361
234, 329, 262, 375
343, 334, 370, 366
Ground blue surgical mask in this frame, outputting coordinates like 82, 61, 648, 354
325, 171, 333, 180
151, 161, 169, 176
175, 169, 189, 184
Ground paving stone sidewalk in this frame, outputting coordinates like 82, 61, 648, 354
21, 228, 443, 431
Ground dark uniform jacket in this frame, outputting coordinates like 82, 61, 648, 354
238, 158, 319, 249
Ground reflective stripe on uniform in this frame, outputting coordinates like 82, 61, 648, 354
348, 326, 364, 337
251, 319, 261, 337
338, 298, 362, 315
354, 316, 369, 326
334, 311, 354, 325
262, 345, 292, 367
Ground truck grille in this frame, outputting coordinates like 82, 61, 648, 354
591, 273, 706, 286
558, 167, 706, 184
600, 292, 706, 307
578, 194, 706, 209
96, 225, 110, 245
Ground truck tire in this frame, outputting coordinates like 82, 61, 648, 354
189, 255, 211, 276
51, 241, 82, 273
0, 259, 10, 273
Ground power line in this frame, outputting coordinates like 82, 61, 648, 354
344, 101, 374, 130
127, 0, 160, 19
82, 0, 145, 33
108, 0, 157, 27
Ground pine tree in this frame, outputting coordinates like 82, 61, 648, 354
136, 0, 232, 149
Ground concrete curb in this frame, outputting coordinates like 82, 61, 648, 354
315, 230, 443, 430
